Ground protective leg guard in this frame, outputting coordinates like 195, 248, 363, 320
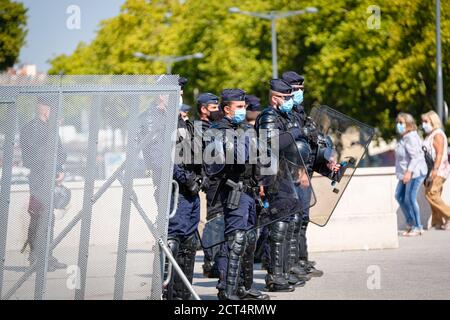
266, 221, 294, 292
163, 237, 180, 300
203, 247, 213, 276
287, 214, 310, 283
298, 220, 308, 262
209, 244, 221, 278
203, 245, 220, 278
284, 214, 307, 286
222, 230, 246, 300
172, 233, 199, 300
237, 230, 270, 300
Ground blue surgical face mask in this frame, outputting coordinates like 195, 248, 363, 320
231, 108, 246, 124
292, 90, 304, 106
279, 98, 294, 113
396, 122, 405, 135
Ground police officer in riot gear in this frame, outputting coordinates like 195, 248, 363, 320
198, 93, 223, 125
256, 79, 311, 292
208, 89, 269, 300
140, 77, 185, 193
163, 77, 203, 300
245, 95, 270, 269
282, 71, 324, 278
245, 95, 261, 126
282, 72, 307, 126
20, 96, 68, 271
196, 92, 223, 278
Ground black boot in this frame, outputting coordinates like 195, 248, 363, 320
266, 222, 294, 292
300, 260, 324, 277
217, 270, 229, 300
237, 286, 270, 300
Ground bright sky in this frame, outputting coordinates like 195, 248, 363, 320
17, 0, 125, 72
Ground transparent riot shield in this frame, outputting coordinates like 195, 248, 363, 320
307, 105, 375, 226
200, 131, 316, 249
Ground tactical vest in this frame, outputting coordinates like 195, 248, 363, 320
211, 117, 256, 185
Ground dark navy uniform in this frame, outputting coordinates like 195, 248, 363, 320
213, 116, 257, 298
146, 77, 201, 300
208, 89, 268, 300
283, 71, 324, 278
195, 92, 224, 278
255, 79, 306, 292
200, 118, 223, 278
292, 103, 313, 265
165, 112, 202, 300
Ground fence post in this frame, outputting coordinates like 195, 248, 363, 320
113, 97, 140, 300
75, 96, 101, 300
0, 99, 17, 299
34, 92, 63, 300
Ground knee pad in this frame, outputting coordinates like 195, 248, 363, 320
167, 237, 181, 256
180, 232, 199, 253
289, 214, 302, 238
244, 229, 257, 258
270, 221, 288, 242
242, 230, 257, 290
246, 229, 257, 246
171, 234, 199, 299
292, 213, 302, 226
286, 219, 296, 239
227, 230, 247, 257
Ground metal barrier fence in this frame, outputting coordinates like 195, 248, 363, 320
0, 75, 182, 300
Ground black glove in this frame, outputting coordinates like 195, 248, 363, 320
199, 176, 210, 192
185, 172, 201, 196
289, 127, 302, 140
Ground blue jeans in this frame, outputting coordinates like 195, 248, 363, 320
395, 175, 426, 230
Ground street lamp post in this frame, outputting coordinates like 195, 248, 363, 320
436, 0, 444, 122
228, 7, 318, 78
133, 52, 204, 74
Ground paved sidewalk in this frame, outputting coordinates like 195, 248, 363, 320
193, 229, 450, 300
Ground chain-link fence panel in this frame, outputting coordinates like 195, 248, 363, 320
0, 75, 180, 300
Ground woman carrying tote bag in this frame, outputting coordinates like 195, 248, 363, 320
422, 111, 450, 230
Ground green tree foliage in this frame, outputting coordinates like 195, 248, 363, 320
0, 0, 27, 71
48, 0, 450, 140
